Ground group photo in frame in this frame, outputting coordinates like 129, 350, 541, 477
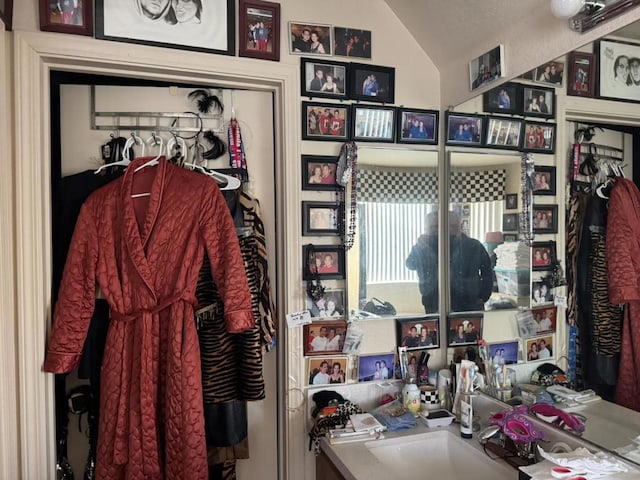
518, 59, 564, 85
333, 27, 372, 59
482, 82, 521, 115
306, 289, 346, 319
302, 201, 342, 236
301, 101, 350, 141
532, 204, 558, 234
303, 319, 347, 355
289, 21, 332, 55
469, 44, 505, 91
533, 165, 556, 195
523, 121, 556, 153
358, 353, 396, 382
39, 0, 92, 35
568, 50, 596, 98
531, 305, 557, 335
447, 314, 483, 346
532, 241, 557, 271
522, 85, 555, 119
0, 0, 13, 30
485, 116, 522, 150
300, 57, 349, 99
597, 39, 640, 102
347, 62, 395, 104
396, 317, 440, 350
445, 112, 485, 147
307, 356, 348, 386
95, 0, 235, 55
301, 155, 341, 191
238, 0, 280, 61
505, 193, 518, 210
303, 244, 345, 280
488, 341, 519, 365
351, 105, 396, 143
396, 108, 439, 144
526, 335, 554, 362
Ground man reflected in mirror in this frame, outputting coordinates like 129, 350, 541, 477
405, 211, 493, 313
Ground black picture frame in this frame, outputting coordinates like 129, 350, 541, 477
502, 213, 519, 232
300, 57, 349, 100
39, 0, 92, 35
396, 316, 440, 351
522, 85, 556, 119
447, 313, 483, 347
482, 82, 521, 115
533, 204, 558, 234
351, 104, 396, 143
505, 193, 518, 210
569, 51, 596, 98
396, 108, 439, 144
333, 26, 372, 59
301, 155, 341, 191
289, 21, 332, 56
238, 0, 280, 61
522, 121, 556, 154
302, 201, 342, 236
596, 39, 640, 102
503, 234, 518, 242
445, 112, 485, 147
532, 165, 556, 196
301, 101, 350, 141
484, 116, 523, 150
0, 0, 13, 30
347, 62, 395, 104
95, 0, 235, 56
532, 241, 557, 271
303, 244, 346, 280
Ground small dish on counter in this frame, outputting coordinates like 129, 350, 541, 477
419, 409, 455, 428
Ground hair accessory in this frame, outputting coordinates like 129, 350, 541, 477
188, 89, 224, 115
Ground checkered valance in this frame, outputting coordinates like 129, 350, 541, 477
358, 167, 505, 204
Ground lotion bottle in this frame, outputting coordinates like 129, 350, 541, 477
460, 393, 473, 439
403, 379, 421, 415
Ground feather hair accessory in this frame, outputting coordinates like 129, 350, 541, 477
188, 89, 224, 115
202, 129, 227, 160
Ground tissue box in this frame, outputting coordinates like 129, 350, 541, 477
419, 409, 455, 428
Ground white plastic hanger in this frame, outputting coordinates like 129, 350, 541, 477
181, 162, 242, 191
134, 133, 164, 173
167, 134, 187, 164
95, 132, 143, 174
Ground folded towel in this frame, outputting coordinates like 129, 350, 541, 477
521, 460, 639, 480
537, 445, 633, 478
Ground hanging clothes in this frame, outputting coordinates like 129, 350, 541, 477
606, 178, 640, 411
44, 156, 254, 479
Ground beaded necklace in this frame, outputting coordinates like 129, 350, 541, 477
337, 142, 358, 250
520, 152, 535, 247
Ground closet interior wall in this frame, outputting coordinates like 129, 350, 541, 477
56, 81, 278, 479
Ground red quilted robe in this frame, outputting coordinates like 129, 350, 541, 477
607, 178, 640, 411
44, 157, 254, 479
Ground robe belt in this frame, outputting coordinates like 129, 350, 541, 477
110, 291, 198, 475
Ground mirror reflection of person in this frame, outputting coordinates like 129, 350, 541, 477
406, 211, 492, 313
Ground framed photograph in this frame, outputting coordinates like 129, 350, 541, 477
505, 193, 518, 210
302, 155, 341, 191
358, 353, 396, 382
39, 0, 92, 35
448, 345, 481, 365
347, 62, 395, 104
300, 58, 348, 100
525, 335, 554, 362
488, 341, 519, 365
533, 165, 556, 195
95, 0, 235, 55
307, 356, 348, 386
502, 213, 519, 232
302, 201, 341, 236
351, 105, 396, 143
568, 51, 596, 98
289, 21, 332, 56
396, 317, 440, 351
482, 82, 521, 115
303, 319, 347, 355
532, 241, 557, 271
445, 112, 485, 147
306, 289, 345, 319
535, 59, 564, 86
531, 305, 557, 335
532, 278, 554, 305
447, 314, 483, 347
301, 101, 350, 141
469, 44, 505, 91
522, 86, 555, 119
0, 0, 13, 30
503, 234, 518, 242
303, 244, 345, 280
597, 39, 640, 102
238, 0, 280, 61
533, 204, 558, 234
333, 27, 371, 59
523, 121, 556, 154
485, 116, 522, 150
396, 108, 439, 145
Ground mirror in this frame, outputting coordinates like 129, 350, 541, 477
347, 147, 439, 319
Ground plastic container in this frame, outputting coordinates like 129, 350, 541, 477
494, 268, 530, 296
403, 381, 421, 415
419, 409, 455, 428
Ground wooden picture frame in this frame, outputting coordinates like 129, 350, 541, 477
357, 353, 396, 382
505, 193, 518, 210
532, 165, 556, 196
347, 62, 395, 104
0, 0, 13, 30
303, 319, 348, 355
531, 305, 557, 335
396, 108, 439, 145
534, 59, 565, 86
289, 21, 332, 56
351, 104, 396, 143
447, 314, 483, 347
396, 317, 440, 351
484, 116, 522, 150
300, 57, 349, 100
301, 155, 341, 191
469, 44, 505, 91
522, 121, 556, 154
39, 0, 93, 35
532, 241, 557, 271
482, 82, 521, 115
522, 85, 555, 119
445, 112, 485, 147
597, 39, 640, 102
333, 26, 372, 59
568, 50, 596, 98
238, 0, 280, 61
533, 204, 558, 234
301, 101, 350, 141
95, 0, 235, 55
302, 201, 342, 236
307, 356, 348, 386
303, 244, 345, 280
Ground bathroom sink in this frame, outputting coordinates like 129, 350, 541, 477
364, 429, 515, 480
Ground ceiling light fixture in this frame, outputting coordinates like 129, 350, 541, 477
550, 0, 604, 18
550, 0, 640, 32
